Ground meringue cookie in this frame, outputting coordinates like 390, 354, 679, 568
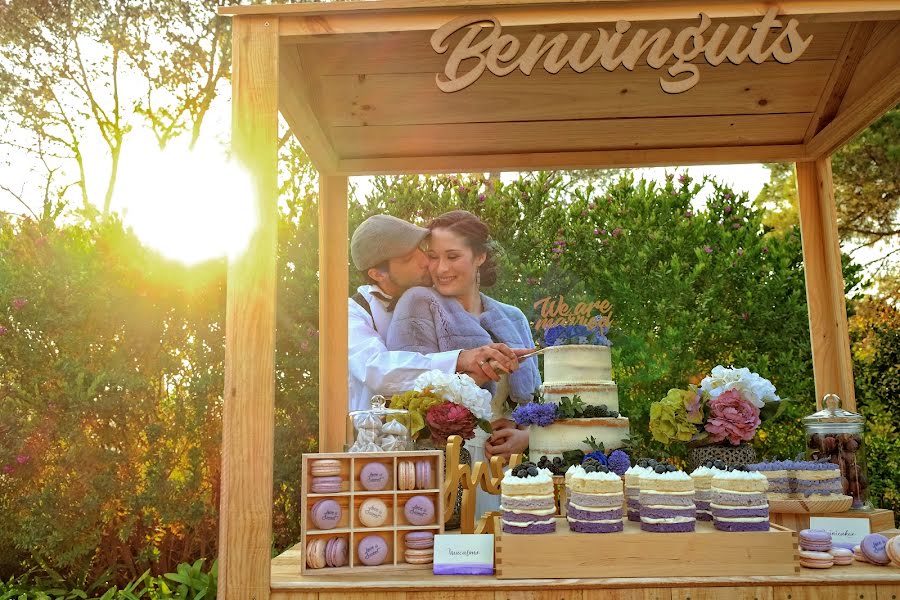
382, 420, 409, 436
380, 435, 406, 451
354, 413, 383, 431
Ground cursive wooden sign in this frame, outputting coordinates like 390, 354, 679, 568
533, 294, 612, 332
431, 8, 812, 94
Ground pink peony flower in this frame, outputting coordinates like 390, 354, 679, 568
426, 402, 477, 445
704, 388, 761, 445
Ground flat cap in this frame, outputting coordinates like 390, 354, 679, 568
350, 214, 429, 271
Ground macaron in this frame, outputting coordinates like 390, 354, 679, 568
358, 498, 389, 527
404, 495, 435, 525
310, 459, 342, 477
886, 534, 900, 567
799, 529, 832, 552
311, 475, 343, 494
853, 544, 869, 563
310, 499, 342, 530
325, 537, 348, 567
405, 530, 435, 550
799, 550, 834, 569
398, 461, 415, 491
359, 462, 390, 491
829, 547, 853, 566
306, 538, 327, 569
860, 533, 891, 565
357, 535, 389, 566
415, 459, 433, 490
404, 547, 434, 564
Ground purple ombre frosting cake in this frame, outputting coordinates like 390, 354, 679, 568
747, 460, 844, 499
711, 469, 770, 532
624, 464, 653, 522
639, 468, 696, 533
501, 463, 556, 535
566, 465, 625, 533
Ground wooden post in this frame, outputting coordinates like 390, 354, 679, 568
796, 158, 856, 411
219, 15, 279, 600
318, 175, 349, 452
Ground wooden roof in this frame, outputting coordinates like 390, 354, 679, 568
221, 1, 900, 174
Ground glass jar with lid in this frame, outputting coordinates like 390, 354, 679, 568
346, 395, 412, 452
803, 394, 870, 510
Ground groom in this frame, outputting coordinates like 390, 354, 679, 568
349, 214, 529, 458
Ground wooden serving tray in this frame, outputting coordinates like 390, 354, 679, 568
768, 495, 853, 514
300, 451, 444, 574
495, 517, 799, 579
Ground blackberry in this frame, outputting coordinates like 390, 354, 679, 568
654, 464, 668, 474
598, 404, 608, 412
540, 456, 549, 463
609, 411, 619, 418
552, 457, 562, 465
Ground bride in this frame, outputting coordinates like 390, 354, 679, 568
386, 210, 541, 515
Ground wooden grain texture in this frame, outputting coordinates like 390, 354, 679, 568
768, 496, 854, 514
330, 113, 812, 159
584, 591, 672, 600
495, 592, 584, 600
773, 585, 879, 600
318, 174, 349, 452
672, 588, 772, 600
803, 21, 875, 142
877, 585, 900, 600
807, 23, 900, 157
219, 14, 279, 600
770, 508, 897, 533
496, 520, 798, 579
317, 61, 832, 127
796, 158, 857, 411
336, 144, 809, 175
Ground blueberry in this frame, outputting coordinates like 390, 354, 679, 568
654, 465, 667, 474
527, 466, 539, 476
552, 457, 562, 465
714, 460, 726, 470
598, 465, 610, 473
666, 464, 676, 472
540, 456, 548, 462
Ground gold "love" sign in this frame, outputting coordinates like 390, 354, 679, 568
431, 8, 812, 94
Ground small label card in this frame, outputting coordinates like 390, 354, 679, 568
433, 534, 494, 575
809, 516, 871, 547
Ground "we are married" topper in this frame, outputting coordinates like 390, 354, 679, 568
533, 295, 612, 332
431, 8, 813, 94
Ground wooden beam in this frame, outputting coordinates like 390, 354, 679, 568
220, 14, 279, 600
336, 143, 809, 175
803, 21, 875, 142
318, 175, 349, 452
796, 158, 856, 411
807, 24, 900, 158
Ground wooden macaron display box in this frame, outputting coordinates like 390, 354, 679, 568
300, 450, 444, 574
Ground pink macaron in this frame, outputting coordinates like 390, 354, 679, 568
829, 547, 853, 566
311, 475, 343, 494
404, 495, 435, 526
357, 535, 389, 566
415, 460, 433, 490
799, 550, 834, 569
359, 462, 390, 491
325, 537, 348, 567
405, 530, 434, 550
310, 499, 342, 530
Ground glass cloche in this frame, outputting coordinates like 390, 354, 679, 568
346, 395, 412, 452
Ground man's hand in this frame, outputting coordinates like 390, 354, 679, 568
456, 343, 523, 385
485, 426, 529, 460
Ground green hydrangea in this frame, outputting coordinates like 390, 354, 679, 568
649, 388, 700, 444
388, 390, 444, 439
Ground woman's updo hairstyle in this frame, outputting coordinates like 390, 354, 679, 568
427, 210, 499, 287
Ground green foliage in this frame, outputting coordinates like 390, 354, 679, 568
556, 395, 585, 419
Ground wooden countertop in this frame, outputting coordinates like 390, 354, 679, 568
272, 544, 900, 591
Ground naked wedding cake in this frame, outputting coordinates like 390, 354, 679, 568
529, 343, 631, 459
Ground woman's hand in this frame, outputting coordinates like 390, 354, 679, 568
485, 425, 529, 460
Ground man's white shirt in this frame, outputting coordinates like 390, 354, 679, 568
348, 285, 460, 412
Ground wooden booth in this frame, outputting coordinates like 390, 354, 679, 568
217, 1, 900, 599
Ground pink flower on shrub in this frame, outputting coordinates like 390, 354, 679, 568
300, 341, 309, 351
1, 465, 13, 474
478, 194, 486, 203
685, 210, 694, 218
16, 454, 29, 465
703, 246, 713, 254
611, 227, 623, 238
0, 326, 7, 336
704, 388, 761, 445
11, 298, 27, 310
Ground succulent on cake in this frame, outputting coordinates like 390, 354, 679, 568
544, 324, 612, 347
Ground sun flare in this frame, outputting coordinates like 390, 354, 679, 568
112, 133, 257, 265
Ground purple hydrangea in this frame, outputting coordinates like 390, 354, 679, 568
607, 450, 631, 476
582, 451, 608, 465
511, 402, 557, 427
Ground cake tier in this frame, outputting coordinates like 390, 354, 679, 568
529, 417, 630, 459
541, 382, 619, 412
543, 345, 611, 383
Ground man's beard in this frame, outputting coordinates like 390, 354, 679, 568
389, 271, 432, 292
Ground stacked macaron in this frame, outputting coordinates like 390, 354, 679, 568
639, 464, 696, 533
310, 459, 343, 493
798, 528, 834, 569
404, 531, 434, 565
415, 459, 434, 489
887, 534, 900, 567
830, 547, 853, 566
306, 536, 348, 569
398, 459, 434, 491
856, 533, 892, 566
403, 495, 436, 526
623, 461, 655, 522
500, 462, 556, 534
689, 463, 720, 521
710, 468, 770, 532
566, 459, 624, 533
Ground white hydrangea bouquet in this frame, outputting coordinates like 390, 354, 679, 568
699, 365, 780, 408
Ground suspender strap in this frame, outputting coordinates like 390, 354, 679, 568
352, 291, 375, 328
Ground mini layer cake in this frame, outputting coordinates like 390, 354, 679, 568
640, 465, 696, 533
624, 461, 656, 522
566, 459, 624, 533
690, 464, 722, 521
746, 460, 792, 500
501, 462, 556, 534
711, 469, 770, 532
793, 461, 843, 499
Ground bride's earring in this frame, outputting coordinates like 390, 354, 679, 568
475, 268, 481, 287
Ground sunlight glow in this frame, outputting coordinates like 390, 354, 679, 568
112, 132, 257, 265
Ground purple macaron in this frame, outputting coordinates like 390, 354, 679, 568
415, 460, 433, 489
311, 475, 343, 494
359, 462, 389, 491
860, 533, 891, 565
325, 537, 348, 567
405, 531, 434, 549
357, 535, 389, 566
404, 495, 436, 525
799, 529, 832, 552
311, 499, 342, 530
